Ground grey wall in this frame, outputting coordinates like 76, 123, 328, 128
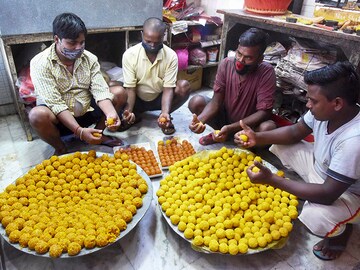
0, 0, 162, 36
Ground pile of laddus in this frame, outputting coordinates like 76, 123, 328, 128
157, 138, 196, 167
157, 147, 298, 255
115, 146, 162, 177
0, 150, 148, 257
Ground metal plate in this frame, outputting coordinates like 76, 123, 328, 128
0, 152, 153, 258
158, 149, 289, 255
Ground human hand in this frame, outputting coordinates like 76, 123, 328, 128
234, 120, 256, 148
80, 127, 103, 144
122, 110, 136, 125
189, 114, 205, 134
158, 113, 171, 129
105, 114, 121, 132
246, 161, 273, 185
212, 125, 229, 143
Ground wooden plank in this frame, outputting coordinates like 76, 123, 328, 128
2, 26, 142, 45
217, 9, 360, 67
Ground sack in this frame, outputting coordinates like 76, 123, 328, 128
189, 48, 206, 66
16, 66, 36, 104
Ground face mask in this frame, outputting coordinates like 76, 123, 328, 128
234, 59, 251, 75
60, 41, 84, 60
142, 41, 163, 54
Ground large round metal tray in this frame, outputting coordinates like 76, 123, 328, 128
159, 149, 289, 255
0, 151, 153, 258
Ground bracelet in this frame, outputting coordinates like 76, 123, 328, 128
80, 128, 84, 141
74, 126, 81, 137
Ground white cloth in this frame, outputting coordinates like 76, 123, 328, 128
270, 142, 360, 237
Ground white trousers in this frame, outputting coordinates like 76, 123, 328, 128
270, 142, 360, 237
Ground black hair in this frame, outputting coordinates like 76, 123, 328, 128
143, 17, 166, 35
238, 28, 269, 55
53, 13, 87, 40
304, 61, 360, 105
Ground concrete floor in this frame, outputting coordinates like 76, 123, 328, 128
0, 89, 359, 270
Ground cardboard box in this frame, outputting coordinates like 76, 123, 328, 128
177, 67, 203, 91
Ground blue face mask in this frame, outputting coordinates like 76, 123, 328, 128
142, 41, 163, 54
60, 41, 85, 60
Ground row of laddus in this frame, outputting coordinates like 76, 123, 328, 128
157, 147, 298, 255
114, 147, 162, 177
158, 139, 196, 167
0, 151, 148, 258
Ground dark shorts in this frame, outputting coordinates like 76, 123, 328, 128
38, 99, 103, 136
133, 93, 163, 114
203, 96, 229, 130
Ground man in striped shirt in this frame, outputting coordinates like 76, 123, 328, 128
29, 13, 127, 155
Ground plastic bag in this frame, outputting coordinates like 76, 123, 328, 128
16, 66, 36, 104
189, 48, 206, 66
163, 0, 186, 11
175, 48, 189, 70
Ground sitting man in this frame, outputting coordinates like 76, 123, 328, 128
188, 27, 276, 145
29, 13, 127, 155
236, 61, 360, 261
122, 17, 190, 135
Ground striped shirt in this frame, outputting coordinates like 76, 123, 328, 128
30, 43, 113, 116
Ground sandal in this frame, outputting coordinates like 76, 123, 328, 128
199, 133, 217, 146
313, 246, 345, 261
118, 115, 142, 132
161, 123, 176, 135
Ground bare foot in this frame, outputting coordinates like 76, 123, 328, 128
313, 224, 353, 260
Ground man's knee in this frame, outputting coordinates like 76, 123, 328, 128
188, 95, 206, 114
175, 80, 191, 98
110, 85, 127, 107
257, 120, 277, 132
28, 106, 54, 128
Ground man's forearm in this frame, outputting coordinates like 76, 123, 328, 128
241, 110, 272, 129
162, 88, 174, 114
57, 110, 81, 133
97, 99, 117, 116
125, 88, 136, 112
198, 101, 221, 124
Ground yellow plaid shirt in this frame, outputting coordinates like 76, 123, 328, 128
30, 43, 113, 116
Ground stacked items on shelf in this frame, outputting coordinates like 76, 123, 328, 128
273, 4, 360, 35
313, 3, 360, 35
273, 38, 337, 123
163, 0, 223, 79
